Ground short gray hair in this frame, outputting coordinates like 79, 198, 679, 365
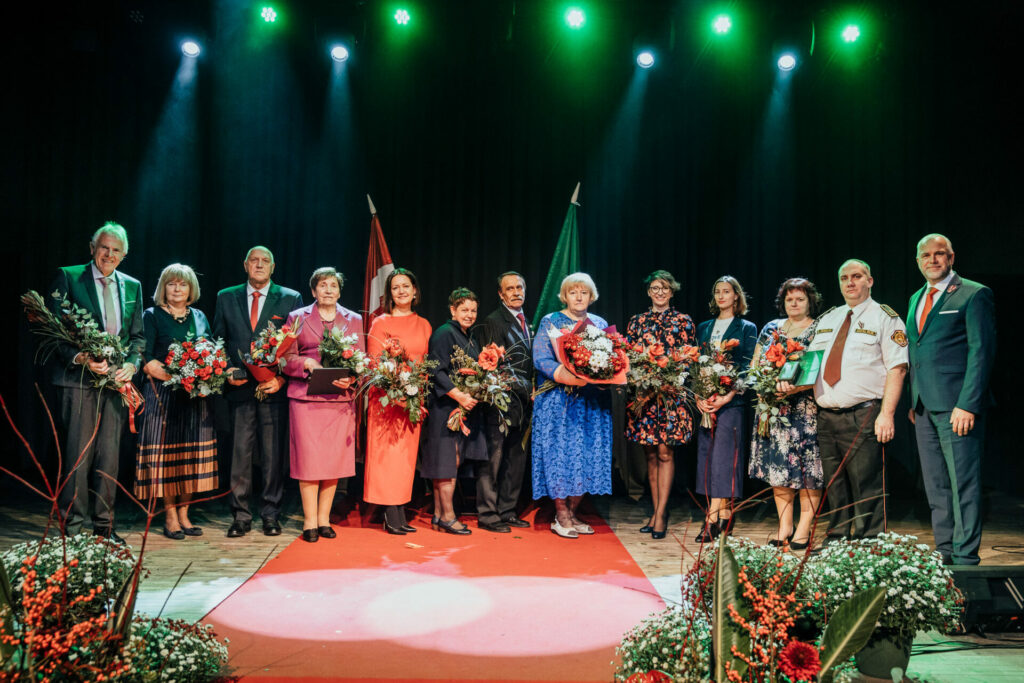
153, 264, 201, 306
558, 272, 599, 304
837, 258, 872, 279
91, 221, 129, 254
245, 245, 275, 263
916, 233, 954, 255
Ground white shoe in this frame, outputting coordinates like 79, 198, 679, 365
550, 519, 579, 539
572, 521, 594, 535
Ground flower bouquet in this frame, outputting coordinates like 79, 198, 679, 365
547, 318, 629, 384
318, 327, 370, 376
163, 337, 229, 397
240, 319, 303, 399
360, 337, 438, 425
686, 339, 747, 428
446, 343, 517, 435
748, 331, 805, 438
624, 335, 700, 419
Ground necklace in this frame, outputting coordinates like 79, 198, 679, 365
164, 306, 189, 324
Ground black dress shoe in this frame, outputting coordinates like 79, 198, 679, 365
400, 524, 417, 533
262, 518, 282, 536
383, 521, 407, 535
639, 525, 654, 534
301, 528, 319, 543
227, 521, 251, 538
435, 518, 472, 535
695, 521, 721, 544
162, 527, 185, 541
317, 525, 337, 539
502, 517, 531, 528
94, 528, 126, 545
181, 526, 203, 537
479, 520, 512, 533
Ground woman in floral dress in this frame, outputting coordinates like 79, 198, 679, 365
748, 278, 824, 550
626, 270, 695, 540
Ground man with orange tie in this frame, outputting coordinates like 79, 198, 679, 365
213, 246, 302, 538
809, 259, 908, 543
907, 234, 995, 565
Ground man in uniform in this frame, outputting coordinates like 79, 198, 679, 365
907, 234, 995, 565
473, 272, 533, 532
809, 259, 908, 542
50, 222, 145, 542
213, 246, 303, 538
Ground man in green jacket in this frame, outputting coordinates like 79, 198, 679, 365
50, 222, 145, 542
907, 233, 996, 565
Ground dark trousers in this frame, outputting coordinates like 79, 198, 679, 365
476, 421, 528, 524
228, 399, 288, 523
915, 407, 985, 565
58, 385, 125, 533
817, 403, 885, 538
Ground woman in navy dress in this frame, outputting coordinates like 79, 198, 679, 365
421, 288, 488, 535
531, 273, 613, 539
748, 278, 824, 550
625, 270, 695, 540
135, 264, 218, 540
694, 275, 757, 543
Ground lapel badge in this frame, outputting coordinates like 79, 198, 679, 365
948, 285, 958, 293
857, 321, 865, 329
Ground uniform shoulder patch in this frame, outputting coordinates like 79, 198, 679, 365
891, 329, 908, 347
879, 304, 899, 318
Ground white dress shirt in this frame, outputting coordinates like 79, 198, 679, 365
91, 263, 122, 332
810, 297, 909, 409
914, 270, 956, 330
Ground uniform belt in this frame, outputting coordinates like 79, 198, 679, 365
819, 399, 880, 414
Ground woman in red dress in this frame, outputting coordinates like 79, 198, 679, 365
363, 268, 432, 534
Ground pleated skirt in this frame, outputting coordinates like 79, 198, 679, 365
134, 380, 218, 500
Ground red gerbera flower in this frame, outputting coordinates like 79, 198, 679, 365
778, 640, 821, 681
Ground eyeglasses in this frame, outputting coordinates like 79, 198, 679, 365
648, 286, 670, 293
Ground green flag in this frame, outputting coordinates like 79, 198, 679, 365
532, 184, 581, 330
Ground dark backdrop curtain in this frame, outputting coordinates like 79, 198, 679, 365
3, 0, 1021, 494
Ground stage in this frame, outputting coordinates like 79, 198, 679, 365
1, 485, 1022, 682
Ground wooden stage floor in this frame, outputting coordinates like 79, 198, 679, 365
1, 484, 1022, 681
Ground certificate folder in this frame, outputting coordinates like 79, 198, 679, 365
308, 367, 352, 394
778, 350, 824, 387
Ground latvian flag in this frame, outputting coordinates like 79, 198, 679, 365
362, 196, 395, 335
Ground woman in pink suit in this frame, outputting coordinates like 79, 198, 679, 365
282, 267, 364, 543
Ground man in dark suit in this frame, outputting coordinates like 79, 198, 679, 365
213, 246, 303, 537
907, 233, 996, 565
473, 272, 533, 532
50, 222, 145, 541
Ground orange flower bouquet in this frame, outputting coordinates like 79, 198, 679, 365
360, 337, 438, 425
748, 331, 805, 438
547, 318, 629, 384
686, 339, 747, 429
625, 334, 700, 418
446, 343, 517, 435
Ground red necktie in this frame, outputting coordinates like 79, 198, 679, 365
516, 312, 528, 336
823, 310, 853, 387
250, 291, 261, 331
918, 287, 938, 333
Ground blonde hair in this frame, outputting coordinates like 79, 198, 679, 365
558, 272, 599, 304
153, 263, 200, 306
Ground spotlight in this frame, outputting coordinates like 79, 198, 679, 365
181, 40, 201, 58
261, 6, 277, 23
842, 24, 861, 43
636, 51, 655, 69
565, 7, 586, 30
777, 53, 796, 71
330, 45, 349, 62
712, 14, 732, 34
394, 8, 410, 25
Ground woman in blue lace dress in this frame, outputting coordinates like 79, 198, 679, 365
625, 270, 695, 540
532, 273, 613, 539
748, 278, 824, 550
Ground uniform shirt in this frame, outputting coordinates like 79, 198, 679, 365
91, 263, 122, 332
810, 297, 909, 409
246, 282, 271, 321
914, 269, 955, 330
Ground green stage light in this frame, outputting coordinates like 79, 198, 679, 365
261, 6, 277, 23
394, 8, 410, 25
842, 24, 860, 43
712, 14, 732, 34
565, 7, 586, 30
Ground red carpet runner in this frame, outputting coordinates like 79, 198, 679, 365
203, 507, 664, 682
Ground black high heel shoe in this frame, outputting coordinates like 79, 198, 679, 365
695, 521, 721, 544
650, 514, 669, 540
768, 532, 794, 548
790, 537, 810, 550
383, 520, 407, 535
